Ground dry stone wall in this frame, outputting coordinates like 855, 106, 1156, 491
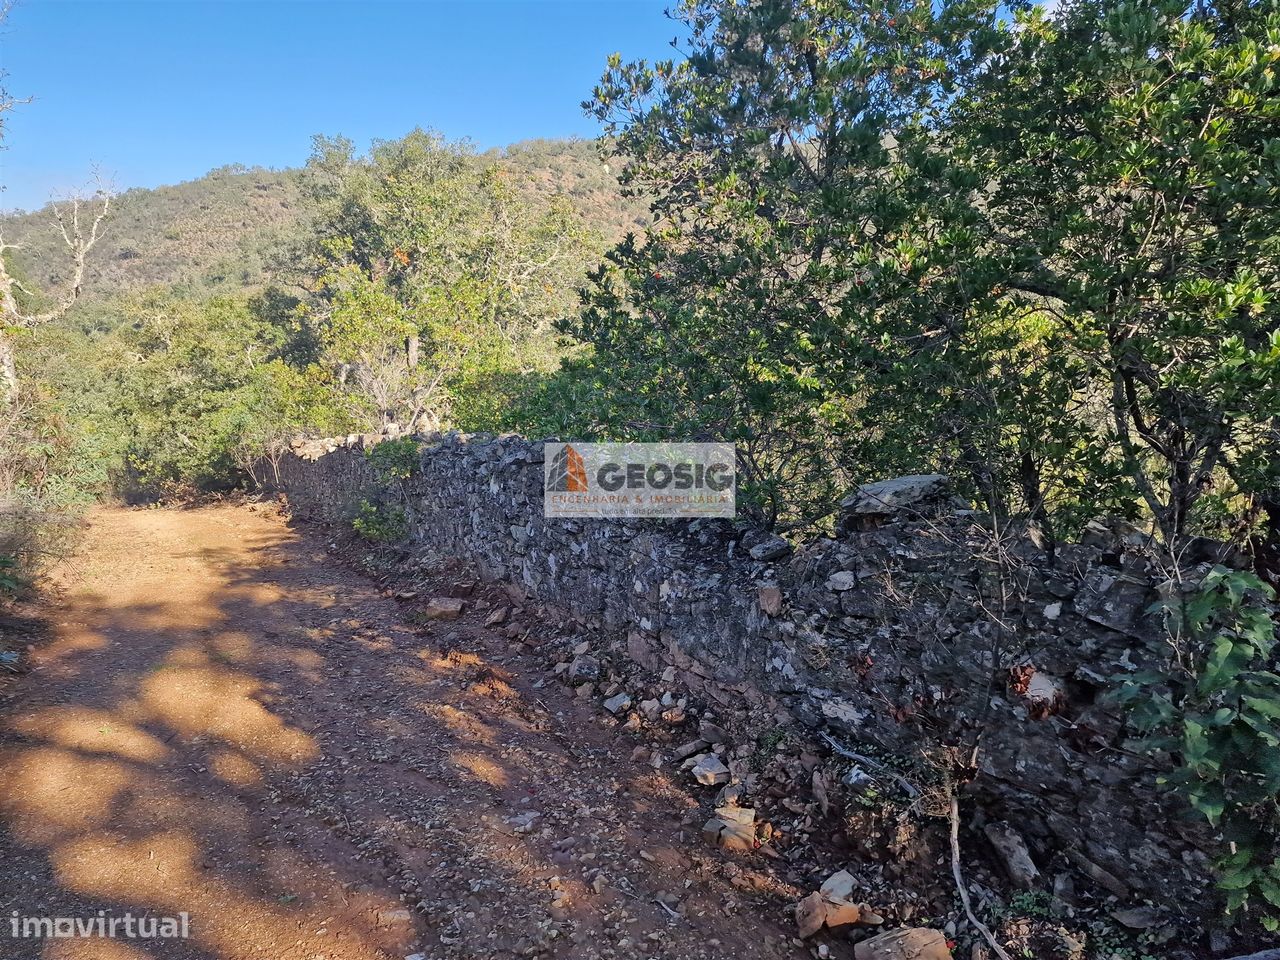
274, 430, 1228, 916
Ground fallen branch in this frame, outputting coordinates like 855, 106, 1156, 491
949, 793, 1013, 960
821, 731, 921, 798
653, 898, 682, 921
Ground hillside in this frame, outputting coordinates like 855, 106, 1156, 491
488, 138, 647, 239
1, 138, 644, 305
1, 165, 304, 301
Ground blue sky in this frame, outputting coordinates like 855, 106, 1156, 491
0, 0, 678, 211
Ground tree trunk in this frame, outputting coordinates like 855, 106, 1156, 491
1018, 449, 1056, 565
1167, 452, 1193, 544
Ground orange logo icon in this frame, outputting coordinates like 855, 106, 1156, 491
546, 444, 588, 492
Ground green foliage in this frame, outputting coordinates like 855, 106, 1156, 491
1117, 566, 1280, 927
106, 290, 350, 498
572, 0, 1018, 527
988, 890, 1053, 926
0, 322, 99, 574
572, 0, 1280, 539
365, 437, 422, 482
0, 141, 637, 312
948, 0, 1280, 545
294, 130, 599, 432
6, 287, 355, 501
0, 133, 635, 508
751, 726, 790, 772
1005, 891, 1052, 920
0, 136, 636, 513
351, 498, 408, 543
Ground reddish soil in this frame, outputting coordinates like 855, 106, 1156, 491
0, 504, 812, 960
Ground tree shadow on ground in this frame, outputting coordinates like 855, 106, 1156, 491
0, 505, 803, 960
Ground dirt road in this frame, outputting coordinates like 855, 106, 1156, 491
0, 505, 809, 960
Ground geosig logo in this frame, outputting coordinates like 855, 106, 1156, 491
544, 442, 735, 518
595, 459, 734, 493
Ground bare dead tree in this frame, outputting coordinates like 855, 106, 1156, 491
0, 1, 27, 144
0, 182, 112, 408
0, 1, 112, 409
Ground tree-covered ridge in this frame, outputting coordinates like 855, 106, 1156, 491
1, 165, 303, 298
4, 131, 639, 500
0, 138, 643, 304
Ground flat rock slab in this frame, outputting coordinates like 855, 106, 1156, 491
422, 596, 465, 619
841, 474, 951, 515
853, 927, 952, 960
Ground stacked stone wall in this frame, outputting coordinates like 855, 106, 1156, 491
275, 430, 1236, 912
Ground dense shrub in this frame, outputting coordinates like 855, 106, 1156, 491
351, 498, 408, 543
1119, 567, 1280, 928
365, 437, 423, 482
570, 0, 1280, 545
